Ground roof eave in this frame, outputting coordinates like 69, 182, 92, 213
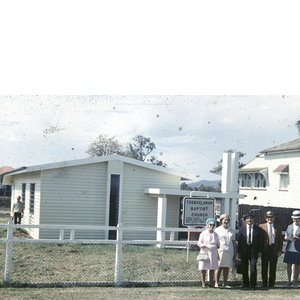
260, 148, 300, 154
1, 155, 197, 182
0, 167, 27, 185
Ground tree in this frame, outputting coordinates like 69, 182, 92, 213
149, 155, 167, 168
124, 135, 156, 161
197, 184, 220, 192
180, 182, 193, 191
86, 134, 123, 157
210, 150, 246, 176
87, 134, 167, 167
180, 182, 221, 192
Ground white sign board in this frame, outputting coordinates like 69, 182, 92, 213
182, 197, 214, 226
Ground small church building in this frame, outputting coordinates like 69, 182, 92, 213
1, 155, 198, 240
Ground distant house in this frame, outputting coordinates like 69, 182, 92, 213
0, 166, 13, 197
1, 155, 197, 240
238, 138, 300, 229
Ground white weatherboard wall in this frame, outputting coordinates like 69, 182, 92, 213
239, 151, 300, 209
121, 163, 180, 240
39, 162, 108, 239
10, 171, 41, 239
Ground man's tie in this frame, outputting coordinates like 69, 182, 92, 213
248, 226, 251, 244
268, 225, 272, 245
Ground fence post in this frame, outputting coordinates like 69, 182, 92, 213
59, 229, 64, 240
70, 229, 75, 240
4, 220, 14, 282
115, 223, 123, 286
170, 231, 174, 241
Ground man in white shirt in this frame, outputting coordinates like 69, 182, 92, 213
259, 211, 283, 288
12, 196, 24, 230
238, 212, 263, 290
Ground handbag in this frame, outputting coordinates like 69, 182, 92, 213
235, 258, 243, 274
197, 252, 210, 262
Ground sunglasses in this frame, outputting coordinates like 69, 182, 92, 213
208, 223, 215, 227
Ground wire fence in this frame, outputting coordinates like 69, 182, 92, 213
0, 222, 295, 287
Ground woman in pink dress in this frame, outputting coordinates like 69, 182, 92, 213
198, 218, 220, 288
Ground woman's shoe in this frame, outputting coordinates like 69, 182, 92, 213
284, 282, 291, 288
293, 285, 298, 289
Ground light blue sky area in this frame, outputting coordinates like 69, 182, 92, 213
1, 95, 299, 181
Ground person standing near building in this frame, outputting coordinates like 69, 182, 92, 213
215, 214, 237, 288
259, 211, 283, 288
12, 196, 24, 230
283, 210, 300, 288
237, 212, 263, 290
197, 218, 220, 288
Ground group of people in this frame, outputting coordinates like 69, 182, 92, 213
197, 210, 300, 289
197, 214, 236, 288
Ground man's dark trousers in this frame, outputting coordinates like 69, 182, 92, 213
14, 212, 21, 225
242, 244, 258, 288
261, 244, 277, 287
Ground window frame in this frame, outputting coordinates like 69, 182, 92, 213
279, 173, 289, 190
22, 183, 26, 208
239, 172, 267, 189
30, 183, 35, 214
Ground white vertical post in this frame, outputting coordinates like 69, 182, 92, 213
59, 229, 64, 240
156, 196, 167, 248
70, 230, 75, 240
222, 152, 231, 214
115, 223, 123, 286
186, 227, 193, 262
222, 152, 240, 229
230, 152, 239, 229
170, 231, 174, 242
230, 152, 239, 192
4, 221, 14, 282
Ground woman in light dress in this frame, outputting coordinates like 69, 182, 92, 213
215, 214, 237, 288
197, 218, 220, 288
283, 210, 300, 288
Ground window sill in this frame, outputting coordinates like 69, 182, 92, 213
279, 189, 288, 192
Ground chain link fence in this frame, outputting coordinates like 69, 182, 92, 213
0, 224, 294, 287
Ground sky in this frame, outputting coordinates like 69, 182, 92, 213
1, 95, 300, 181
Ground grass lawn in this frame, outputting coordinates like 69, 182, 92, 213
0, 286, 300, 300
0, 207, 297, 299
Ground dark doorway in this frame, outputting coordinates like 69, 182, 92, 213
179, 196, 187, 240
109, 174, 120, 240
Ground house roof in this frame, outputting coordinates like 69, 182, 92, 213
0, 166, 14, 175
260, 138, 300, 154
1, 155, 197, 184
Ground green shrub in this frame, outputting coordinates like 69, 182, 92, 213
0, 196, 11, 208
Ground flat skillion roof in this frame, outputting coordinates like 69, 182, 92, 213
144, 188, 245, 199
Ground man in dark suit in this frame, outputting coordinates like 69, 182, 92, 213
238, 212, 263, 290
259, 211, 283, 288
